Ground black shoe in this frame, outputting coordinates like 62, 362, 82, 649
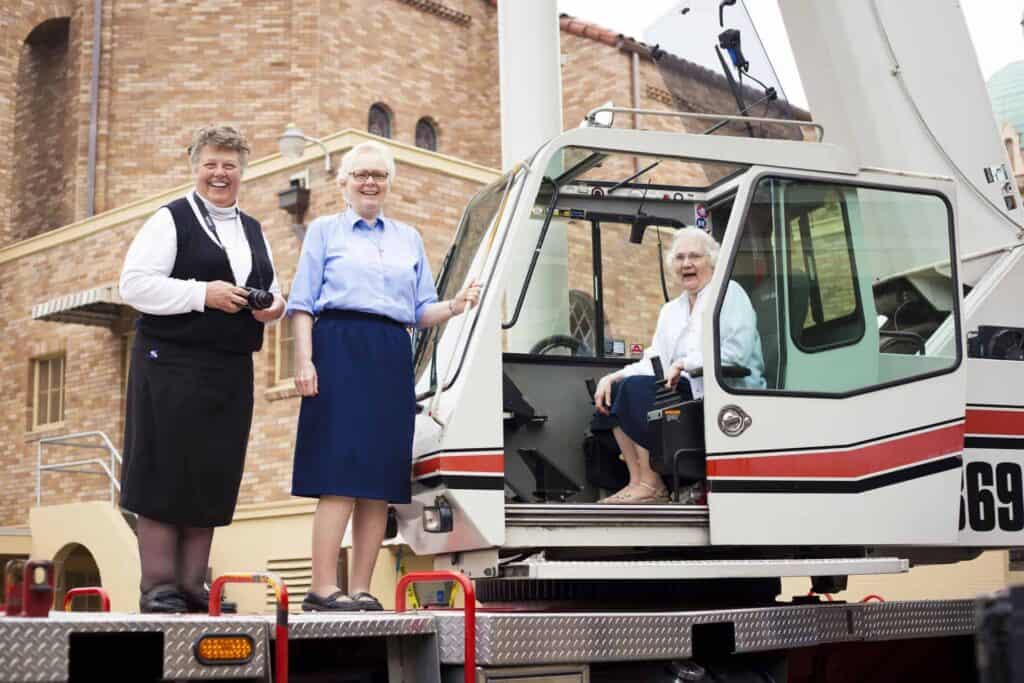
302, 590, 358, 612
350, 591, 384, 611
183, 587, 238, 614
140, 585, 187, 614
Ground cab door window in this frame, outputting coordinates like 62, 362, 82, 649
719, 177, 959, 395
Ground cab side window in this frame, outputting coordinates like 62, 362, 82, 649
719, 177, 959, 395
787, 191, 864, 351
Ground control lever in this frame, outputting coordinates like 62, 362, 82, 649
651, 356, 665, 382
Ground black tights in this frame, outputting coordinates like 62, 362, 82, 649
136, 515, 214, 595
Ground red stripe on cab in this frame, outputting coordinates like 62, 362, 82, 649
707, 423, 964, 479
412, 453, 504, 478
966, 408, 1024, 437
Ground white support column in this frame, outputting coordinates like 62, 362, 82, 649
498, 0, 571, 353
498, 0, 563, 169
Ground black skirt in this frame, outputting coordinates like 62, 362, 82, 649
120, 333, 254, 527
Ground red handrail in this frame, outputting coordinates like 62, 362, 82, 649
210, 572, 288, 683
395, 570, 476, 683
63, 587, 111, 612
861, 594, 886, 603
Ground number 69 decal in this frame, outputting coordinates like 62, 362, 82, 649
959, 461, 1024, 532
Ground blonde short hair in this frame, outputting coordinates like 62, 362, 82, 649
338, 141, 396, 185
666, 226, 720, 270
188, 125, 250, 170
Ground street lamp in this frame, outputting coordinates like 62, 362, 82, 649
278, 123, 332, 172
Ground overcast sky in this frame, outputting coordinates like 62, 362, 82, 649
557, 0, 1024, 110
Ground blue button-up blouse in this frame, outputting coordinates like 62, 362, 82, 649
286, 208, 438, 325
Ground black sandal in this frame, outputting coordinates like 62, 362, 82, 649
302, 590, 358, 612
350, 591, 383, 611
139, 584, 187, 614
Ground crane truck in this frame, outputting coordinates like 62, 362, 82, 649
2, 0, 1022, 681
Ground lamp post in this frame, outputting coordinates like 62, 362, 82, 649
278, 123, 332, 173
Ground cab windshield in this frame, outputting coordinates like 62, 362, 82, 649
413, 171, 517, 387
501, 146, 747, 360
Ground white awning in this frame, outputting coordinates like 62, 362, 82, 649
32, 284, 129, 327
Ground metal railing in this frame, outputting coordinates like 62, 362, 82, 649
36, 431, 122, 506
584, 105, 825, 142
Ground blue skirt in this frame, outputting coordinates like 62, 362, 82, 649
590, 375, 693, 450
291, 310, 415, 503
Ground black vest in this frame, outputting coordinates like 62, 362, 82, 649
137, 197, 273, 354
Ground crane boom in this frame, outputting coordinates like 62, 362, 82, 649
778, 0, 1023, 276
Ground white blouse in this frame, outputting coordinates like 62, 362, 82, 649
120, 193, 281, 316
619, 281, 765, 397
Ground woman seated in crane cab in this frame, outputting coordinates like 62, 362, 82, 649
591, 227, 765, 504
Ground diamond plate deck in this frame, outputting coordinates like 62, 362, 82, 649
433, 600, 971, 665
278, 612, 436, 639
0, 599, 977, 679
0, 613, 267, 682
861, 599, 975, 640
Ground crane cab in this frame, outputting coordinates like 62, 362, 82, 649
401, 120, 976, 574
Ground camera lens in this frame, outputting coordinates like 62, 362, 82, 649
246, 288, 274, 310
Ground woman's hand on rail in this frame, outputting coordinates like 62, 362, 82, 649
451, 281, 482, 315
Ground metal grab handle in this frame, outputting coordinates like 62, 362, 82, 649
210, 572, 288, 683
63, 587, 111, 612
395, 570, 476, 683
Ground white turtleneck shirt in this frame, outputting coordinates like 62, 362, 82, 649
120, 192, 281, 316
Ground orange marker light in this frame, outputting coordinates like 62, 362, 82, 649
194, 635, 254, 665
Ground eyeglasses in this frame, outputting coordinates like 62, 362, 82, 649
349, 170, 389, 183
675, 251, 707, 263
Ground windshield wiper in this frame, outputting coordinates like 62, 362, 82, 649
607, 160, 661, 196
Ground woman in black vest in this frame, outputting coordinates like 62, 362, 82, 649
119, 125, 285, 613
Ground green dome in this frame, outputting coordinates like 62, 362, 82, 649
989, 61, 1024, 144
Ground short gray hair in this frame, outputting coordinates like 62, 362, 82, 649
188, 125, 250, 170
666, 226, 720, 270
338, 141, 396, 185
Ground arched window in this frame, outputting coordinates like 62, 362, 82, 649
415, 117, 438, 151
10, 18, 74, 243
368, 103, 392, 139
568, 289, 597, 356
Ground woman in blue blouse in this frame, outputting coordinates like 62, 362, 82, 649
287, 141, 480, 612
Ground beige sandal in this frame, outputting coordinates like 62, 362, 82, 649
619, 481, 670, 504
598, 486, 635, 504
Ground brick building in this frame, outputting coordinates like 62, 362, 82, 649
0, 1, 848, 609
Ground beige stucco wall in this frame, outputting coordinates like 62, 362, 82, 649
0, 528, 31, 555
29, 501, 139, 611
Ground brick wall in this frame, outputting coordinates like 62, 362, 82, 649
7, 16, 82, 244
0, 157, 482, 525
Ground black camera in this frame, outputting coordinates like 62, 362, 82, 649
244, 287, 274, 311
